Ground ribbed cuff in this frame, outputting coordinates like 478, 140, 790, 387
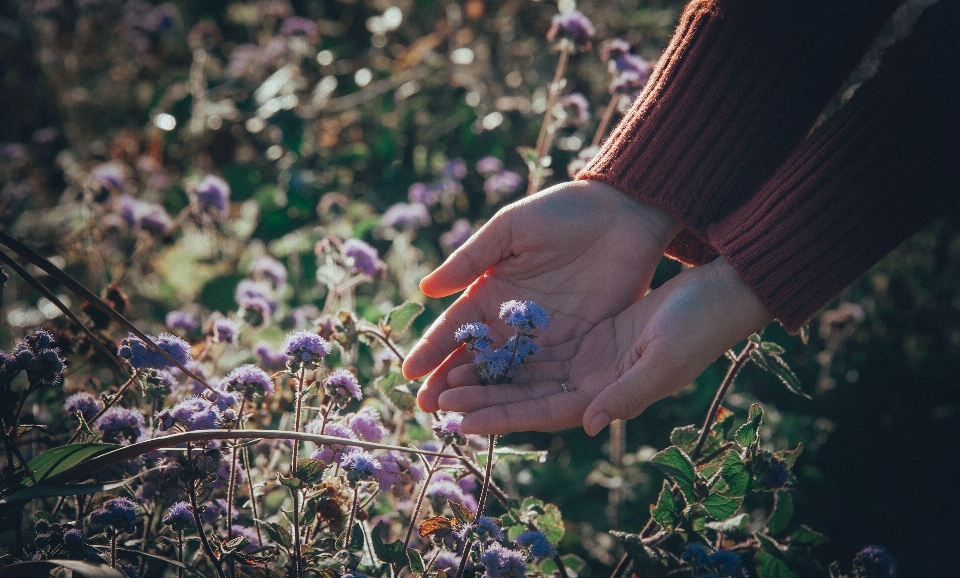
709, 0, 960, 332
578, 0, 899, 265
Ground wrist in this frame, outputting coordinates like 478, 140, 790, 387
708, 256, 776, 331
583, 179, 683, 250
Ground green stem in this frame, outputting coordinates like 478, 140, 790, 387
691, 340, 757, 461
475, 435, 497, 517
185, 442, 227, 578
402, 446, 449, 550
344, 486, 360, 552
290, 367, 307, 578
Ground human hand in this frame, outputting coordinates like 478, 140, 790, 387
402, 179, 681, 412
437, 256, 774, 435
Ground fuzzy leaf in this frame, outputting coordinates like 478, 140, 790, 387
720, 450, 750, 497
789, 525, 828, 548
385, 301, 424, 338
649, 481, 677, 531
295, 458, 327, 485
372, 522, 408, 565
336, 522, 364, 551
754, 348, 809, 399
375, 371, 417, 412
407, 548, 426, 577
701, 492, 743, 520
448, 500, 475, 525
775, 443, 804, 469
650, 446, 697, 503
418, 516, 456, 539
261, 521, 292, 549
277, 473, 303, 489
766, 491, 793, 536
735, 403, 763, 449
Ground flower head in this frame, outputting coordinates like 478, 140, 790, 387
281, 330, 331, 372
64, 392, 104, 422
470, 516, 504, 542
559, 92, 591, 123
382, 202, 431, 229
343, 239, 382, 277
499, 300, 550, 331
157, 397, 222, 431
479, 543, 528, 578
376, 450, 423, 498
853, 545, 897, 578
441, 219, 473, 250
161, 501, 194, 532
483, 171, 523, 198
13, 329, 65, 387
323, 368, 362, 408
515, 530, 556, 560
223, 364, 275, 399
340, 447, 381, 486
165, 310, 199, 333
253, 341, 290, 367
88, 497, 139, 535
118, 333, 191, 370
474, 347, 514, 384
546, 10, 594, 49
92, 162, 126, 190
475, 156, 504, 176
192, 175, 230, 215
250, 255, 287, 286
94, 407, 144, 443
432, 413, 468, 446
308, 421, 356, 464
455, 322, 493, 351
348, 405, 387, 442
279, 16, 319, 43
600, 38, 632, 63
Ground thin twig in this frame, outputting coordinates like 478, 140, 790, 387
691, 341, 757, 461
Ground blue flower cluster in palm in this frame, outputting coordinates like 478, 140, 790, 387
455, 301, 550, 385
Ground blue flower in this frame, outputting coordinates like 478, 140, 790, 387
708, 550, 743, 576
94, 407, 144, 443
158, 397, 222, 431
382, 202, 431, 229
12, 329, 65, 387
471, 516, 504, 542
118, 333, 191, 370
682, 543, 709, 566
479, 543, 527, 578
161, 501, 194, 532
64, 392, 104, 421
281, 330, 331, 371
348, 406, 387, 442
165, 310, 199, 333
432, 413, 468, 446
600, 38, 632, 63
192, 175, 230, 215
343, 239, 382, 277
63, 528, 83, 549
505, 335, 539, 361
223, 364, 275, 398
340, 448, 381, 486
323, 368, 362, 407
475, 348, 514, 383
89, 497, 139, 534
455, 322, 493, 351
250, 254, 287, 286
546, 10, 594, 48
854, 545, 897, 578
211, 317, 240, 344
515, 530, 556, 560
499, 301, 550, 331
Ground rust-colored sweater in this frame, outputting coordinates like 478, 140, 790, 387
578, 0, 960, 331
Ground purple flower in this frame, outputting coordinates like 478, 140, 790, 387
382, 202, 431, 229
854, 546, 897, 578
559, 92, 591, 123
117, 196, 172, 236
64, 392, 104, 421
94, 407, 144, 443
479, 543, 528, 578
499, 300, 550, 331
440, 219, 472, 250
279, 16, 319, 43
483, 171, 523, 198
281, 330, 331, 371
165, 310, 199, 333
505, 335, 539, 360
250, 255, 287, 286
455, 322, 493, 351
546, 10, 594, 48
118, 333, 192, 370
475, 156, 503, 176
63, 528, 83, 550
348, 406, 387, 442
443, 158, 468, 180
340, 447, 381, 485
407, 182, 439, 206
323, 368, 362, 408
376, 450, 423, 498
600, 38, 631, 63
471, 517, 504, 542
92, 162, 126, 190
211, 316, 240, 344
13, 330, 65, 387
515, 531, 556, 560
433, 413, 468, 446
610, 70, 648, 95
342, 239, 382, 277
234, 280, 278, 314
253, 341, 290, 367
161, 501, 194, 532
89, 497, 139, 535
223, 364, 275, 398
158, 397, 222, 431
192, 175, 230, 215
308, 422, 357, 464
474, 348, 514, 383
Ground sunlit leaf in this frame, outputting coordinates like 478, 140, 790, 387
448, 500, 475, 525
735, 403, 763, 449
375, 371, 417, 412
649, 480, 676, 531
766, 491, 793, 536
650, 446, 697, 503
19, 443, 117, 488
384, 301, 423, 338
720, 450, 750, 497
372, 522, 408, 565
407, 548, 425, 577
418, 516, 456, 539
701, 492, 742, 520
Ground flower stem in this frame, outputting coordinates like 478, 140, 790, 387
475, 434, 497, 517
178, 530, 184, 578
242, 444, 264, 547
111, 534, 117, 569
226, 399, 246, 541
402, 445, 449, 550
290, 368, 307, 578
344, 486, 360, 551
691, 340, 757, 461
527, 45, 571, 196
185, 442, 227, 578
591, 95, 620, 147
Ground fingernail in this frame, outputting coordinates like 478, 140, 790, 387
588, 412, 610, 436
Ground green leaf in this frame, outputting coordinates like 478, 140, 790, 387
766, 491, 793, 536
336, 522, 364, 551
539, 554, 584, 576
753, 348, 810, 399
371, 522, 408, 565
720, 450, 750, 497
19, 443, 117, 488
374, 371, 416, 412
295, 458, 327, 485
385, 301, 424, 338
261, 521, 292, 549
735, 404, 763, 449
755, 550, 798, 578
649, 481, 677, 531
760, 341, 785, 355
701, 493, 742, 520
407, 548, 425, 577
530, 502, 565, 544
649, 446, 697, 503
775, 443, 804, 469
669, 425, 700, 455
609, 532, 674, 578
0, 560, 126, 578
277, 474, 303, 490
113, 545, 215, 578
789, 525, 828, 548
448, 500, 475, 525
1, 479, 132, 504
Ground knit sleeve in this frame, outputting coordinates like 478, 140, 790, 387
708, 0, 960, 332
576, 0, 900, 265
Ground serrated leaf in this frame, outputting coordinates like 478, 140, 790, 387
755, 550, 798, 578
789, 524, 828, 547
336, 522, 364, 551
261, 521, 291, 549
701, 492, 742, 520
609, 531, 675, 578
766, 491, 793, 536
277, 473, 303, 489
385, 301, 424, 338
374, 371, 416, 412
15, 424, 53, 437
419, 516, 456, 539
372, 522, 408, 565
224, 535, 250, 552
650, 446, 697, 503
775, 443, 803, 469
735, 404, 763, 449
295, 458, 327, 484
407, 548, 425, 576
669, 425, 700, 455
448, 500, 475, 525
19, 443, 117, 488
720, 450, 750, 497
650, 481, 677, 531
756, 349, 809, 399
530, 502, 565, 544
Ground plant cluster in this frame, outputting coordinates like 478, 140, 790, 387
0, 1, 900, 577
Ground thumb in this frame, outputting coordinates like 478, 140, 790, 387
582, 348, 687, 436
420, 210, 512, 297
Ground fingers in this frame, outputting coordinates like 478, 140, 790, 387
446, 359, 571, 388
459, 391, 589, 435
402, 291, 488, 379
438, 381, 569, 412
415, 346, 474, 413
419, 212, 510, 298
